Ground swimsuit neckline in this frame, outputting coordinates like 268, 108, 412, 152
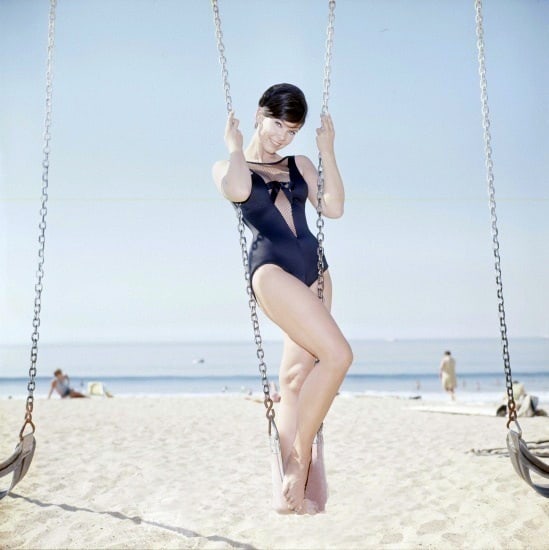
246, 156, 290, 166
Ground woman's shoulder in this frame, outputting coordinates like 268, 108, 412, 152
293, 155, 316, 179
293, 154, 314, 167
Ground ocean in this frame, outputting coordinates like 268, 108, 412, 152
1, 338, 548, 404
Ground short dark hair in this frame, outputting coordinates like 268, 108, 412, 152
258, 83, 308, 125
54, 368, 62, 376
444, 351, 451, 355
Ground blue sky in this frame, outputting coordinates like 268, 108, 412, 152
1, 0, 547, 344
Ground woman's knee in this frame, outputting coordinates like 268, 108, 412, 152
322, 338, 353, 373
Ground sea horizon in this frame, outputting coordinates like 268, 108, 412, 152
1, 337, 548, 403
2, 371, 549, 403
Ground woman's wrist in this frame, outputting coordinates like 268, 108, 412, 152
319, 149, 336, 162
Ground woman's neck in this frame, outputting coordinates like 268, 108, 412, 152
244, 135, 281, 163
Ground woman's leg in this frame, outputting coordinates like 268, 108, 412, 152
276, 274, 333, 511
277, 335, 316, 464
253, 266, 353, 511
272, 336, 316, 513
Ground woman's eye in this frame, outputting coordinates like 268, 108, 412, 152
275, 121, 282, 127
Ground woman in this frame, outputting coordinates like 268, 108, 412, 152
47, 369, 86, 399
213, 83, 353, 514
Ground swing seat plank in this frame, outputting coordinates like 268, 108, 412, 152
0, 434, 36, 500
507, 430, 549, 498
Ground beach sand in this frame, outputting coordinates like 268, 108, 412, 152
1, 395, 548, 549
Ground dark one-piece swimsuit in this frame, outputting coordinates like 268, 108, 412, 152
235, 155, 328, 288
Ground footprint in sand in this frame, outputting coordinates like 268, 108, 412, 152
380, 532, 404, 544
442, 532, 466, 544
416, 519, 447, 535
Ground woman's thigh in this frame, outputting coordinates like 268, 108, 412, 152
252, 265, 346, 361
278, 271, 334, 381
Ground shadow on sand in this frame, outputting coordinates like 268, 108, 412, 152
9, 492, 257, 549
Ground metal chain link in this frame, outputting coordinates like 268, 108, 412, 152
236, 207, 275, 429
210, 0, 274, 429
316, 0, 336, 303
474, 0, 517, 429
321, 1, 336, 117
20, 0, 57, 440
211, 0, 232, 114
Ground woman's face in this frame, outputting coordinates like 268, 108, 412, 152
257, 114, 301, 154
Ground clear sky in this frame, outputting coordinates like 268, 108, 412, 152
1, 0, 547, 345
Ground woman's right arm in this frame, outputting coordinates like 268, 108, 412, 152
212, 111, 251, 202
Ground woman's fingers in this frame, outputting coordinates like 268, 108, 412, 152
230, 112, 239, 128
319, 113, 334, 132
317, 114, 334, 136
225, 110, 243, 153
316, 114, 335, 156
226, 111, 239, 132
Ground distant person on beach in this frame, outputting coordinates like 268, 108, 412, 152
47, 369, 86, 399
246, 381, 281, 403
496, 380, 547, 417
439, 351, 457, 400
213, 84, 352, 514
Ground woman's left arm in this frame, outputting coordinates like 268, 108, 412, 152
296, 113, 345, 219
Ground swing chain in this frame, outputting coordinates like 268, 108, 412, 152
316, 0, 336, 303
20, 0, 57, 439
474, 0, 517, 428
211, 0, 232, 115
236, 208, 275, 430
321, 1, 336, 117
211, 0, 275, 429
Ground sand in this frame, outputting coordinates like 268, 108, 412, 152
1, 394, 548, 549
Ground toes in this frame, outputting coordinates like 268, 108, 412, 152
282, 482, 290, 498
301, 499, 318, 515
285, 495, 301, 511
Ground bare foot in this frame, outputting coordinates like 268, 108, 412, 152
282, 449, 311, 512
304, 430, 328, 512
299, 498, 319, 515
272, 496, 317, 515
